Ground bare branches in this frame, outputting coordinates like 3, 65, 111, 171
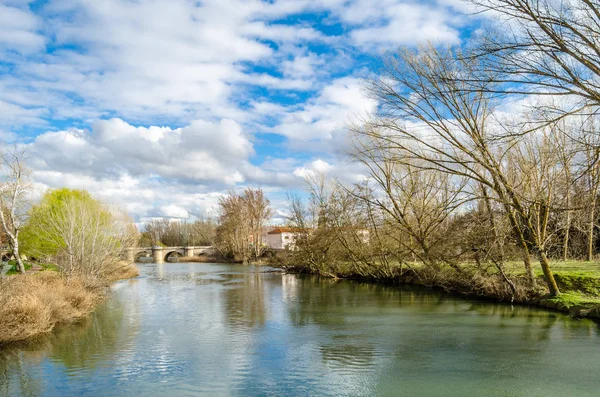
0, 147, 30, 274
214, 188, 273, 263
467, 0, 600, 118
24, 192, 137, 286
144, 218, 215, 247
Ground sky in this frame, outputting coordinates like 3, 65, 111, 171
0, 0, 483, 223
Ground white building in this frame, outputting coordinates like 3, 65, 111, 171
262, 226, 369, 250
263, 227, 306, 250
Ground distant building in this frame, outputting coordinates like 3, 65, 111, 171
355, 228, 370, 244
262, 226, 369, 250
263, 227, 308, 250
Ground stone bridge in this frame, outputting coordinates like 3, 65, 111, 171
124, 246, 213, 263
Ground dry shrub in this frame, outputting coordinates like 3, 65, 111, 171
412, 265, 547, 303
0, 256, 140, 345
0, 272, 102, 344
104, 261, 140, 283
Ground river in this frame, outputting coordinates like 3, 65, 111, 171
1, 263, 598, 396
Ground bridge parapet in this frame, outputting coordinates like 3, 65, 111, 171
124, 246, 212, 263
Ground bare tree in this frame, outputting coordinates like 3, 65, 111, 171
215, 188, 273, 263
468, 0, 600, 117
144, 218, 216, 247
356, 45, 562, 295
0, 148, 30, 274
242, 188, 274, 260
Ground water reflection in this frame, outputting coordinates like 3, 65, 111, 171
222, 269, 267, 328
0, 263, 598, 397
0, 287, 139, 397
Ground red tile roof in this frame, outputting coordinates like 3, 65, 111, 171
267, 227, 308, 234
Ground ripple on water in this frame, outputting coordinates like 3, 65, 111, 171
2, 262, 600, 397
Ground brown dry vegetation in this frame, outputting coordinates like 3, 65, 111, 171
0, 263, 139, 345
104, 261, 141, 283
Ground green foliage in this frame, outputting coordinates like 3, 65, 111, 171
543, 292, 600, 309
552, 272, 600, 295
6, 261, 32, 275
5, 261, 58, 275
20, 188, 97, 257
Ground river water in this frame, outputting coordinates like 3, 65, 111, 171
1, 263, 599, 396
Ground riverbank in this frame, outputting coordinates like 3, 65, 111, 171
0, 262, 139, 345
178, 255, 270, 265
178, 255, 238, 263
274, 260, 600, 321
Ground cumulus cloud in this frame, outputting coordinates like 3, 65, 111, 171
349, 3, 462, 49
273, 77, 377, 147
0, 0, 483, 221
25, 118, 354, 221
29, 118, 254, 185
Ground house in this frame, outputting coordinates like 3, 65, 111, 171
355, 228, 370, 244
263, 227, 307, 250
262, 226, 370, 250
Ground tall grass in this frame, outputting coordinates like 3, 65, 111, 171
0, 263, 139, 344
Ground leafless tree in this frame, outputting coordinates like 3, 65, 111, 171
0, 147, 30, 274
144, 218, 216, 247
356, 45, 562, 294
215, 188, 273, 263
242, 188, 274, 259
468, 0, 600, 119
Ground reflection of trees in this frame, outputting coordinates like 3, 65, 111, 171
286, 275, 600, 380
0, 352, 43, 397
222, 269, 267, 328
286, 276, 448, 327
0, 288, 139, 395
49, 295, 136, 369
320, 342, 377, 369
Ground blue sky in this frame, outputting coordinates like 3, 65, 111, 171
0, 0, 480, 222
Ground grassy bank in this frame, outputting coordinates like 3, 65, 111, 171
275, 257, 600, 321
535, 264, 600, 318
0, 263, 139, 345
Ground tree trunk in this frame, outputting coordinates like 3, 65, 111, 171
522, 245, 535, 285
587, 204, 596, 262
538, 251, 560, 297
504, 205, 536, 285
11, 237, 25, 274
563, 209, 571, 262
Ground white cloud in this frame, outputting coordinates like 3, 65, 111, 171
0, 0, 482, 222
0, 3, 45, 56
293, 159, 333, 179
29, 118, 254, 186
2, 0, 332, 125
282, 53, 325, 79
349, 2, 462, 49
274, 76, 377, 144
0, 99, 48, 127
157, 204, 189, 219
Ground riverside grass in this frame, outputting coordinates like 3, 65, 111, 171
276, 254, 600, 320
0, 263, 139, 345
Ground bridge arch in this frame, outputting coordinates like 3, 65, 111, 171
134, 250, 152, 262
164, 250, 184, 262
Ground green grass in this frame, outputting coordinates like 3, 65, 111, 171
505, 259, 600, 276
4, 261, 58, 275
5, 261, 32, 275
542, 291, 600, 309
502, 259, 600, 297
